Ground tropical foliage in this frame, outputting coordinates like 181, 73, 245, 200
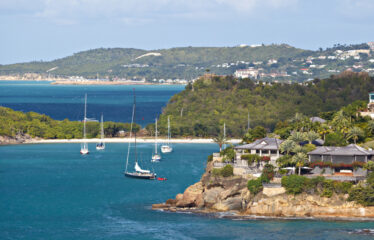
156, 72, 374, 137
0, 107, 139, 139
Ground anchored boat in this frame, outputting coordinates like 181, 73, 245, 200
124, 90, 156, 180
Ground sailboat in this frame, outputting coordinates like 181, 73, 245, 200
124, 91, 156, 180
96, 114, 105, 150
151, 118, 161, 162
161, 116, 173, 153
80, 94, 89, 155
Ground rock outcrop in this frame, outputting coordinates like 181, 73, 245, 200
0, 134, 34, 145
152, 161, 374, 219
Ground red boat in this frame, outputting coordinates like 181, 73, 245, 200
157, 177, 167, 181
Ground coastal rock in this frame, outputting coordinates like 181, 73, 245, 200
203, 187, 224, 207
176, 182, 204, 208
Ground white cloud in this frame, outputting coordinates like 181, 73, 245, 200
0, 0, 300, 25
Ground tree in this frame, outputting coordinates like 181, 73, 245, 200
331, 110, 351, 134
324, 132, 347, 146
367, 120, 374, 135
213, 134, 226, 152
280, 139, 296, 155
288, 131, 306, 143
292, 152, 308, 175
305, 131, 320, 144
347, 126, 364, 144
242, 126, 266, 143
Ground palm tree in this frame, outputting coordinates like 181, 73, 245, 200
318, 123, 331, 140
292, 145, 306, 154
305, 131, 320, 144
292, 152, 308, 175
289, 131, 306, 143
347, 126, 364, 144
280, 139, 296, 155
367, 120, 374, 135
213, 134, 226, 152
331, 110, 350, 133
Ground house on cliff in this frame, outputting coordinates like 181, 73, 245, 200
307, 144, 373, 181
234, 137, 283, 167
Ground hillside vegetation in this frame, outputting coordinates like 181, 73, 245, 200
155, 72, 374, 137
0, 45, 309, 79
0, 107, 139, 139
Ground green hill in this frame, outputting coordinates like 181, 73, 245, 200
0, 45, 310, 79
155, 72, 374, 137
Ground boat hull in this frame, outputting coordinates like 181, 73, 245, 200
80, 149, 89, 155
151, 154, 161, 162
96, 145, 105, 150
161, 145, 172, 153
124, 172, 156, 180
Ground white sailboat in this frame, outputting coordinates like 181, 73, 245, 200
161, 116, 173, 153
124, 91, 156, 180
80, 94, 89, 155
151, 118, 161, 162
96, 114, 105, 150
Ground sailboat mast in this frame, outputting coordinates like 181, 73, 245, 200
168, 116, 170, 145
100, 114, 104, 140
155, 118, 158, 154
125, 91, 136, 173
83, 94, 87, 140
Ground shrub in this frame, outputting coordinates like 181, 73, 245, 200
321, 180, 334, 198
207, 154, 213, 162
261, 164, 275, 182
303, 143, 316, 153
281, 175, 308, 195
324, 132, 347, 146
221, 164, 234, 177
348, 185, 374, 206
247, 179, 263, 195
261, 156, 271, 162
364, 161, 374, 171
333, 181, 353, 194
220, 147, 235, 162
276, 154, 293, 167
241, 154, 261, 165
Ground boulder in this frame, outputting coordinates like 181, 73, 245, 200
176, 182, 204, 208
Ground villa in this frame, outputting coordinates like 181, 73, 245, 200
307, 144, 373, 181
234, 137, 283, 166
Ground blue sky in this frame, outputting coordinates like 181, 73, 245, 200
0, 0, 373, 64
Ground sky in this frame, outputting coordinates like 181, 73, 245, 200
0, 0, 373, 64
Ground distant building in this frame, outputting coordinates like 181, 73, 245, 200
234, 68, 259, 79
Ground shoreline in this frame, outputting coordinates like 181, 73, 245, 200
10, 138, 241, 145
154, 207, 374, 222
0, 79, 186, 86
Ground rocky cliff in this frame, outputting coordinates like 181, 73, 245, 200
153, 161, 374, 219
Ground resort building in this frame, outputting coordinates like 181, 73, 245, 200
234, 137, 284, 165
307, 144, 373, 180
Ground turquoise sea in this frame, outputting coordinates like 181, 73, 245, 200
1, 143, 374, 240
1, 81, 374, 239
0, 81, 185, 125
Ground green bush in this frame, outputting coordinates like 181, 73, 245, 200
241, 154, 261, 165
281, 175, 308, 195
207, 154, 213, 162
321, 180, 334, 198
247, 179, 263, 195
333, 181, 353, 194
221, 164, 234, 177
212, 164, 234, 177
261, 164, 275, 182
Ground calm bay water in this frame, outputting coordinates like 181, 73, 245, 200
0, 81, 185, 125
0, 143, 373, 240
1, 81, 374, 239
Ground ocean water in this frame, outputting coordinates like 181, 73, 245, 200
1, 143, 374, 240
0, 81, 185, 125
